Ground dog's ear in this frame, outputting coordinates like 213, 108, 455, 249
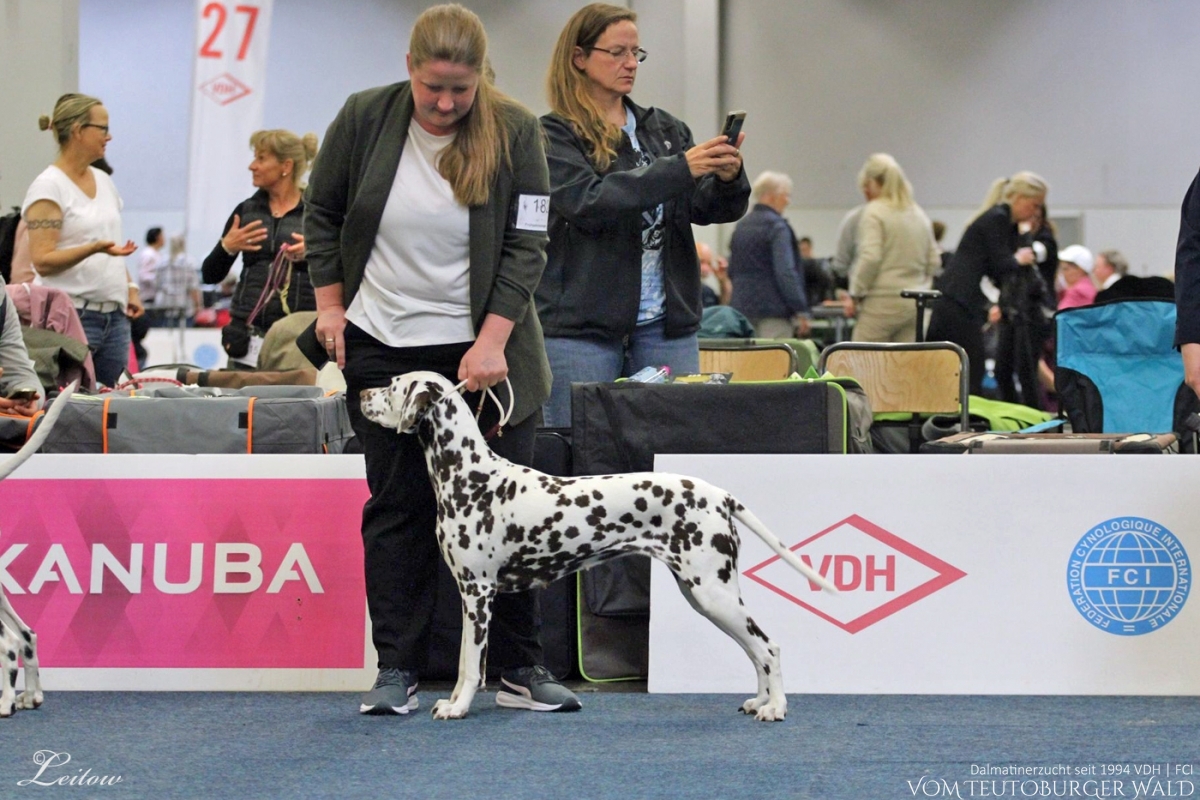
422, 380, 444, 404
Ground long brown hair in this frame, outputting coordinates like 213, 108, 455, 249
546, 3, 637, 172
410, 3, 518, 207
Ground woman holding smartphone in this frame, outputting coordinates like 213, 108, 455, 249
538, 2, 750, 426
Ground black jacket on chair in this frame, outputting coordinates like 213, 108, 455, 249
1096, 274, 1175, 305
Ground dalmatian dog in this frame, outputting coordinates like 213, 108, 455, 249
0, 381, 76, 718
360, 371, 836, 722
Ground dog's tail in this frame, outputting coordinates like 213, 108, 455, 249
0, 381, 77, 482
732, 500, 838, 594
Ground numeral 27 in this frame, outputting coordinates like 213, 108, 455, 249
199, 2, 260, 61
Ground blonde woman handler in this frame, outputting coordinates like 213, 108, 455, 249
23, 93, 142, 387
304, 4, 579, 716
927, 172, 1048, 394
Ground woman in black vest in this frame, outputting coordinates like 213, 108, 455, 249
202, 129, 318, 367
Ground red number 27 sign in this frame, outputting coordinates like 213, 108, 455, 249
198, 2, 261, 61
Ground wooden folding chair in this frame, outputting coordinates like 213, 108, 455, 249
818, 341, 970, 450
698, 340, 799, 382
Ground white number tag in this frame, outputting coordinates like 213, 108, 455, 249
245, 334, 265, 366
514, 194, 549, 232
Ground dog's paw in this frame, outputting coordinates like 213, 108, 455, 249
739, 697, 766, 715
16, 691, 43, 711
0, 701, 13, 718
431, 698, 468, 720
754, 703, 787, 722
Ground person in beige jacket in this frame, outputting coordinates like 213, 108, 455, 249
845, 153, 939, 342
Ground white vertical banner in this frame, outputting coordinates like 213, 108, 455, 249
186, 0, 273, 267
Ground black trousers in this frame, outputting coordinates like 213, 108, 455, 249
994, 319, 1045, 410
341, 322, 544, 673
926, 297, 985, 396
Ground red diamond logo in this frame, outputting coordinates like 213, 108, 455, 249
199, 73, 253, 106
744, 514, 966, 633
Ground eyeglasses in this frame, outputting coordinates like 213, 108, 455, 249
82, 123, 110, 134
587, 46, 648, 63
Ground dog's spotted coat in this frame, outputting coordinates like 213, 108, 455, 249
361, 372, 835, 721
0, 385, 71, 717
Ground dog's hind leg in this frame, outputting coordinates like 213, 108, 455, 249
0, 594, 40, 714
432, 583, 494, 720
675, 573, 786, 721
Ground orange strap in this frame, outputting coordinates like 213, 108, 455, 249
25, 409, 45, 443
246, 396, 256, 454
101, 397, 112, 454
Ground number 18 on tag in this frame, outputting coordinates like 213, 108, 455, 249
514, 194, 549, 232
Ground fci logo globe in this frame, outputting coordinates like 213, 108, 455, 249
1067, 516, 1191, 636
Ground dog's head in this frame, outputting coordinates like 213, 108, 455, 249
360, 371, 453, 434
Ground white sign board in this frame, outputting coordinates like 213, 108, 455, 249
649, 454, 1198, 695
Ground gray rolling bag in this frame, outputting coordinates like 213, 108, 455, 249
35, 385, 355, 454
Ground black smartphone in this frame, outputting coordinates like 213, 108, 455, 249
721, 110, 747, 146
5, 388, 39, 402
295, 320, 330, 369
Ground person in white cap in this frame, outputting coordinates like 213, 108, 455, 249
1056, 244, 1096, 310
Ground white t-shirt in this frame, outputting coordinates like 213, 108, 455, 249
22, 165, 128, 304
137, 244, 163, 301
347, 120, 473, 347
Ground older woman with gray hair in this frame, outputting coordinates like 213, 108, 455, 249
844, 153, 939, 342
728, 170, 811, 338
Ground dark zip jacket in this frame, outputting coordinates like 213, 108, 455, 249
538, 100, 750, 340
202, 189, 315, 330
938, 203, 1021, 323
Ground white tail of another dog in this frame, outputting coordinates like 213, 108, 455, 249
0, 380, 78, 482
733, 504, 839, 594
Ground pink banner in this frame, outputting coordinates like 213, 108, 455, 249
0, 479, 369, 668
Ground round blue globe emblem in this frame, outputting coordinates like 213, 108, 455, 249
1067, 516, 1191, 636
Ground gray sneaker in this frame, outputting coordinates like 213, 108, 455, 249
495, 666, 582, 712
359, 668, 419, 715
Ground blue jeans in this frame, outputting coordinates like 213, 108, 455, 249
542, 319, 699, 427
78, 308, 132, 388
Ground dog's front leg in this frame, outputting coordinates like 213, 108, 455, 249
443, 596, 474, 708
0, 597, 42, 713
432, 584, 494, 720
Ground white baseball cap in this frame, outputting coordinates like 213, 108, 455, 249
1058, 244, 1094, 273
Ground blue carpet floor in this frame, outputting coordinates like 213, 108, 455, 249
1, 691, 1197, 799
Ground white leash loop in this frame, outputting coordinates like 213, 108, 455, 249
451, 376, 514, 435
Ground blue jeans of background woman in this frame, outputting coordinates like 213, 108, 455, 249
77, 308, 131, 388
542, 318, 700, 428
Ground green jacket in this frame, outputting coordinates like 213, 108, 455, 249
304, 81, 552, 424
